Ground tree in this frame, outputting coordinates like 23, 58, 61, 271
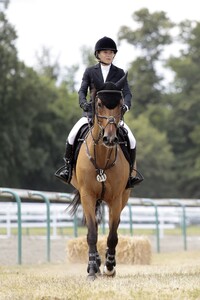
118, 8, 174, 60
166, 21, 200, 197
0, 11, 81, 192
80, 45, 96, 67
125, 114, 175, 198
117, 9, 177, 197
35, 47, 61, 81
118, 9, 174, 115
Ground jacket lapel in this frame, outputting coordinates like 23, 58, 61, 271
94, 63, 104, 83
93, 63, 117, 83
106, 64, 117, 82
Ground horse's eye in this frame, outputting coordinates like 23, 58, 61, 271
98, 102, 103, 108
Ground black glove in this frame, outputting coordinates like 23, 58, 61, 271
81, 102, 91, 112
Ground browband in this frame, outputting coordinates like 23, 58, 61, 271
97, 90, 122, 95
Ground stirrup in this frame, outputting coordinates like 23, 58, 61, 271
54, 165, 72, 184
126, 169, 144, 189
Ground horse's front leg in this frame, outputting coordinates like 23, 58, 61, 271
104, 204, 121, 277
86, 218, 102, 280
81, 197, 101, 280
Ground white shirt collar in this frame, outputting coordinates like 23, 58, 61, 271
100, 64, 111, 82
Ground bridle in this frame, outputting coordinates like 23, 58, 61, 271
93, 90, 124, 143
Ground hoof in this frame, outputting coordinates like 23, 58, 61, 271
87, 274, 97, 281
103, 265, 116, 277
96, 269, 102, 277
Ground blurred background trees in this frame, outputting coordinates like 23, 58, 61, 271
0, 5, 200, 198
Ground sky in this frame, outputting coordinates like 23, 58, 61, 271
4, 0, 200, 83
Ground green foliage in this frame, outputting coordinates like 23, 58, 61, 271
35, 47, 61, 81
1, 9, 200, 198
127, 58, 163, 115
125, 114, 175, 197
118, 8, 174, 60
119, 9, 200, 198
118, 9, 174, 117
0, 11, 81, 192
80, 45, 97, 67
165, 22, 200, 197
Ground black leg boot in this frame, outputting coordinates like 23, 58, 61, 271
55, 142, 73, 184
126, 148, 144, 189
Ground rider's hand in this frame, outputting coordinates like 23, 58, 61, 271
81, 102, 91, 112
122, 104, 129, 115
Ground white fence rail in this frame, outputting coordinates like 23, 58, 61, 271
1, 201, 198, 239
0, 202, 76, 238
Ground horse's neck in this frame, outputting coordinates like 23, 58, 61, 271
89, 125, 116, 167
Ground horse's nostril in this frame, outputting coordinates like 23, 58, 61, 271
103, 136, 108, 144
114, 137, 118, 144
103, 135, 118, 146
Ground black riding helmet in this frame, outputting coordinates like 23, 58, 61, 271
94, 36, 118, 58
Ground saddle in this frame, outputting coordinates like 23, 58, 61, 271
72, 124, 131, 168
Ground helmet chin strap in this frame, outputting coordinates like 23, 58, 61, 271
100, 61, 111, 66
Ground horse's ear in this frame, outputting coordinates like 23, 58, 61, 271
115, 72, 128, 90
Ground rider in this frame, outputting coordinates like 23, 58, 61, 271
55, 36, 143, 188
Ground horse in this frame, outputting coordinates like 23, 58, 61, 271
70, 74, 131, 280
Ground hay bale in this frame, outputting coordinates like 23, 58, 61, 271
66, 235, 151, 265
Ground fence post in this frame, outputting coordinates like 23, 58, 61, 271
0, 188, 22, 264
141, 199, 160, 253
170, 200, 187, 251
29, 191, 51, 262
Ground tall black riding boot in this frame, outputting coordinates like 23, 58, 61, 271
55, 141, 73, 184
126, 148, 144, 189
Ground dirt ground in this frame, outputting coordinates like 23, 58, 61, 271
0, 234, 200, 265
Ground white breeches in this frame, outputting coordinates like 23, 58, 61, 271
68, 117, 88, 144
123, 123, 136, 149
67, 117, 136, 149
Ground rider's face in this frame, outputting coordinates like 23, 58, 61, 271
98, 50, 115, 64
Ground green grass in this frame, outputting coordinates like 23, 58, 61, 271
0, 225, 199, 237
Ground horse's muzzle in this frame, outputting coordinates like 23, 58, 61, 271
103, 135, 119, 147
